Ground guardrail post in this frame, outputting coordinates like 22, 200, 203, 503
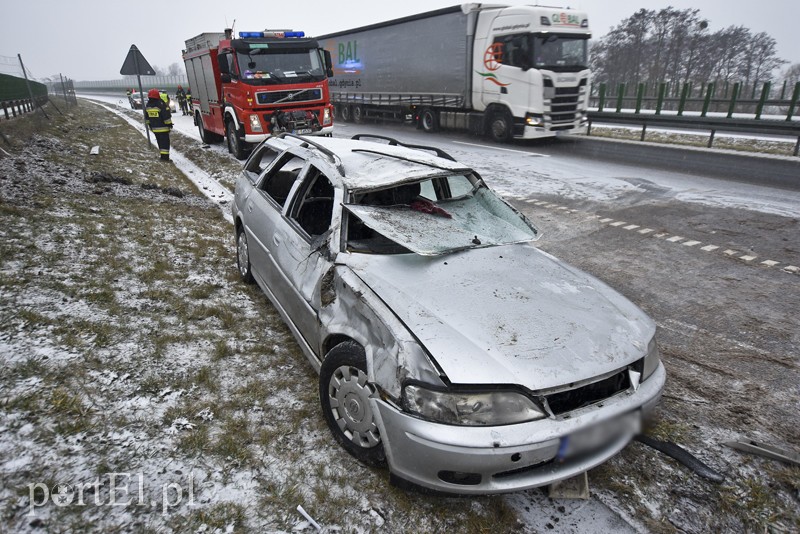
786, 82, 799, 121
780, 80, 787, 100
656, 83, 667, 115
727, 83, 740, 118
598, 83, 606, 112
635, 83, 645, 114
755, 81, 771, 119
615, 83, 625, 113
678, 83, 689, 116
701, 82, 715, 117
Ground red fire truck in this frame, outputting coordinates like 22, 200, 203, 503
183, 29, 335, 159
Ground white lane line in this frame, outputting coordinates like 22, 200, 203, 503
666, 236, 685, 242
701, 245, 720, 252
761, 260, 779, 267
654, 233, 669, 238
724, 249, 739, 256
623, 224, 640, 230
453, 140, 549, 157
638, 228, 654, 234
683, 240, 702, 247
740, 255, 757, 261
610, 221, 627, 227
784, 266, 800, 273
599, 218, 614, 223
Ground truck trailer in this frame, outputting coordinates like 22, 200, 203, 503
183, 29, 335, 159
317, 4, 591, 142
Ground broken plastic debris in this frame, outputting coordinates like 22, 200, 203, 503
296, 505, 321, 531
90, 146, 100, 155
724, 439, 800, 467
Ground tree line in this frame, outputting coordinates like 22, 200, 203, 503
590, 8, 796, 89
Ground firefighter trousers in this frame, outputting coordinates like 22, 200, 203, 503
154, 131, 170, 160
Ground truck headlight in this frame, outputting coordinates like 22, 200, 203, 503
323, 107, 332, 125
525, 113, 544, 127
402, 383, 547, 426
249, 114, 263, 132
643, 336, 660, 380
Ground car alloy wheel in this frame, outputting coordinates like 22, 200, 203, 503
319, 342, 386, 465
236, 228, 254, 284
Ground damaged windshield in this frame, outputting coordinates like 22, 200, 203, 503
345, 175, 539, 256
236, 48, 326, 84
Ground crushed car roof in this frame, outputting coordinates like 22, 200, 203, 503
268, 135, 472, 191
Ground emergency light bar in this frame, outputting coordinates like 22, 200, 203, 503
239, 31, 306, 38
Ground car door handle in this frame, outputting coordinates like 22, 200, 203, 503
273, 235, 281, 246
247, 201, 253, 213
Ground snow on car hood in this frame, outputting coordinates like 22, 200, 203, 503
342, 244, 655, 391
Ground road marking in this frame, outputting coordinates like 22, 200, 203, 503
761, 260, 779, 267
623, 224, 640, 230
683, 240, 702, 247
784, 266, 800, 273
638, 228, 654, 234
610, 221, 627, 227
666, 236, 684, 242
599, 218, 613, 223
453, 141, 550, 157
740, 255, 757, 261
701, 245, 720, 252
654, 233, 669, 238
724, 249, 739, 255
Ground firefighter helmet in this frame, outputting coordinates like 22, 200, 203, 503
148, 88, 160, 99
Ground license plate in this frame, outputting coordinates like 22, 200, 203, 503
294, 128, 312, 135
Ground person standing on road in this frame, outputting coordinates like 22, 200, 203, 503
145, 88, 173, 162
176, 85, 188, 116
185, 87, 192, 117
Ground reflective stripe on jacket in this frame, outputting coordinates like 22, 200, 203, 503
145, 98, 172, 133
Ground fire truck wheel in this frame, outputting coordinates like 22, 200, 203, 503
341, 105, 352, 123
226, 120, 248, 160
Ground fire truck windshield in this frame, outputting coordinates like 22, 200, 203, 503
236, 48, 326, 85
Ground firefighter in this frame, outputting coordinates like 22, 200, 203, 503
176, 85, 188, 116
185, 87, 192, 116
145, 88, 173, 161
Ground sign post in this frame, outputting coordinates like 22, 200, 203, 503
120, 45, 155, 145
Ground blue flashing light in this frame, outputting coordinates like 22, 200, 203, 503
239, 31, 265, 38
285, 31, 305, 38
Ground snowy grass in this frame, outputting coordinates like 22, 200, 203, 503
0, 102, 523, 533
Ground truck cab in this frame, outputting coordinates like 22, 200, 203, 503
472, 6, 591, 139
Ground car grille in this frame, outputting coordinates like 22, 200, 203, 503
545, 368, 631, 415
257, 88, 322, 105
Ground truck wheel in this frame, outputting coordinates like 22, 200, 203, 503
489, 110, 513, 143
197, 113, 213, 144
420, 108, 439, 132
352, 105, 365, 124
226, 120, 248, 160
341, 105, 352, 123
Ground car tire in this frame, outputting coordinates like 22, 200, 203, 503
226, 120, 248, 160
236, 227, 254, 284
419, 107, 439, 132
319, 342, 386, 466
488, 109, 513, 143
197, 113, 212, 144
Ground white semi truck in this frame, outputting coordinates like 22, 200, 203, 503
317, 4, 591, 142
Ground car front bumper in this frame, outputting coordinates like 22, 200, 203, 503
374, 362, 666, 494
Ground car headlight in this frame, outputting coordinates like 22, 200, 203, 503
402, 383, 547, 426
642, 336, 660, 380
249, 114, 263, 132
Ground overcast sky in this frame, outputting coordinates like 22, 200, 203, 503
1, 0, 797, 81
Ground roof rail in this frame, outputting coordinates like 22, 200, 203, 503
350, 149, 467, 173
277, 132, 344, 173
350, 134, 457, 161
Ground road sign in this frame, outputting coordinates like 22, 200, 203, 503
120, 45, 154, 76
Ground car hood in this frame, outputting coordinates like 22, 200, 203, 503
341, 244, 655, 391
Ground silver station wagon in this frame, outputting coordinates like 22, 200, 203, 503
232, 133, 665, 494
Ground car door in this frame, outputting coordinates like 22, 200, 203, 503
269, 165, 338, 349
245, 150, 307, 293
482, 32, 531, 118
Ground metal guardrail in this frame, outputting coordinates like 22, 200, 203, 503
1, 95, 49, 120
587, 112, 800, 156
